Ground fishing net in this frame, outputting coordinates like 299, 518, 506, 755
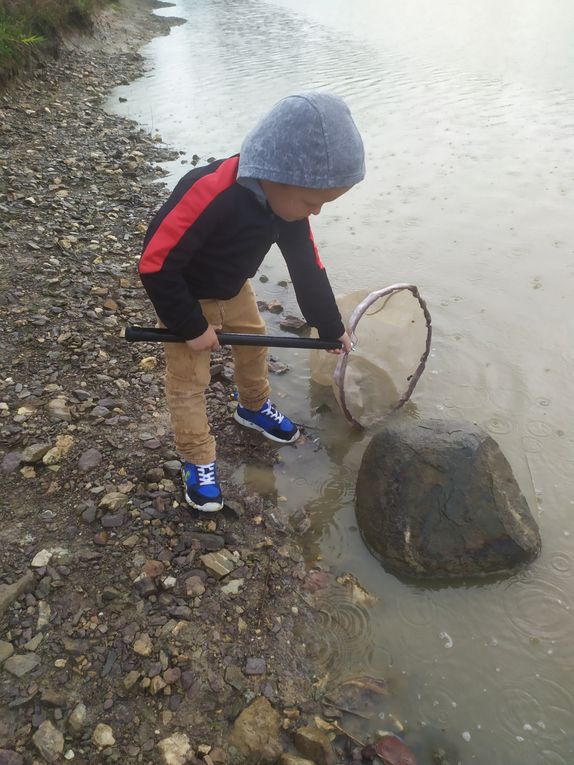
310, 284, 432, 428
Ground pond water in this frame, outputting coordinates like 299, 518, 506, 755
108, 1, 574, 762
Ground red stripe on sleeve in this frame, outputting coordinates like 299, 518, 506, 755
139, 156, 239, 274
308, 221, 324, 270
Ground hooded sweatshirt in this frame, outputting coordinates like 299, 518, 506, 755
139, 91, 365, 340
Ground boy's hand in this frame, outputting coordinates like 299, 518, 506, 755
327, 331, 353, 355
186, 325, 222, 352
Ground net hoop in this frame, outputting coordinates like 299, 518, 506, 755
333, 283, 432, 429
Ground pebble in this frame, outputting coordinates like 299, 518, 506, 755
78, 448, 103, 472
92, 723, 116, 748
68, 702, 87, 734
133, 633, 153, 656
32, 720, 64, 763
157, 732, 192, 765
0, 640, 15, 664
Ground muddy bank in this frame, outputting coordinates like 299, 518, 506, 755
0, 2, 328, 762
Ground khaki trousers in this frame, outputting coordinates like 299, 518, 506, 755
162, 281, 270, 464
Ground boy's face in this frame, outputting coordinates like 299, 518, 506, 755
260, 180, 351, 222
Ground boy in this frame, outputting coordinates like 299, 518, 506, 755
139, 91, 365, 512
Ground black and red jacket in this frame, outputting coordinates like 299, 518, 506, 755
138, 155, 344, 340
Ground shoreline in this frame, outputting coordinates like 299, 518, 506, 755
0, 1, 354, 762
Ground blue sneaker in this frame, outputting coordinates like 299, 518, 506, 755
234, 398, 300, 444
181, 461, 223, 512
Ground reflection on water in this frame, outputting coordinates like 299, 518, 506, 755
109, 0, 574, 761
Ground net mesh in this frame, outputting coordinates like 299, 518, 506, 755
310, 284, 432, 428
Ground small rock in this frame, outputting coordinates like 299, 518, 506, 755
78, 448, 103, 473
4, 653, 40, 677
31, 549, 53, 568
268, 360, 289, 375
185, 576, 205, 597
163, 460, 181, 476
280, 756, 316, 765
99, 492, 128, 511
0, 640, 15, 664
68, 703, 87, 734
294, 727, 336, 765
1, 451, 22, 473
32, 720, 64, 763
267, 299, 283, 314
228, 697, 282, 764
245, 657, 266, 675
279, 315, 308, 333
200, 549, 238, 579
142, 560, 165, 578
133, 633, 153, 656
92, 723, 116, 748
124, 671, 141, 690
157, 732, 192, 765
21, 443, 51, 464
47, 398, 71, 422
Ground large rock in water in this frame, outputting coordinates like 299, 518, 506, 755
355, 419, 541, 579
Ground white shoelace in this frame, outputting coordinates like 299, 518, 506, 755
261, 400, 284, 424
197, 463, 216, 485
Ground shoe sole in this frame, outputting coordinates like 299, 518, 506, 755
183, 489, 223, 513
234, 411, 300, 444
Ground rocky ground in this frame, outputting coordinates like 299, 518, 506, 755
0, 2, 345, 763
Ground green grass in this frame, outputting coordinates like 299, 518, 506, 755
0, 0, 107, 78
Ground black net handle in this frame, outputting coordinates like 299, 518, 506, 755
125, 326, 341, 350
333, 283, 433, 429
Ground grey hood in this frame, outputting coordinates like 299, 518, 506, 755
238, 91, 365, 189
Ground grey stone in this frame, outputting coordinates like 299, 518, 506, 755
78, 448, 103, 473
32, 720, 64, 763
4, 653, 41, 677
163, 460, 181, 476
1, 451, 22, 473
245, 657, 266, 675
355, 419, 541, 579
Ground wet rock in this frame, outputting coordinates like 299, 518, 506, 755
92, 723, 116, 748
268, 360, 289, 375
0, 751, 24, 765
267, 300, 284, 314
279, 315, 308, 333
0, 641, 15, 664
293, 727, 336, 765
374, 735, 417, 765
32, 720, 64, 763
355, 419, 541, 579
228, 697, 282, 764
21, 443, 51, 463
68, 702, 87, 734
157, 732, 192, 765
3, 653, 40, 677
78, 448, 103, 473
